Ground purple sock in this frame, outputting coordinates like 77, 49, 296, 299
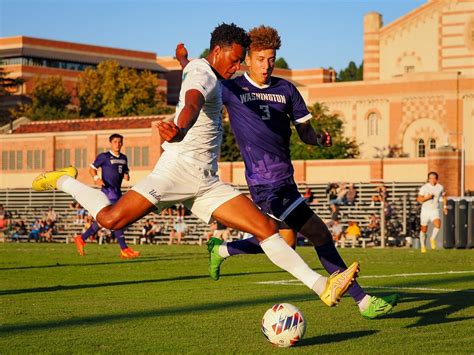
226, 237, 263, 256
81, 222, 99, 241
314, 243, 366, 303
112, 229, 128, 250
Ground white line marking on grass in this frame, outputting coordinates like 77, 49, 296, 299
363, 286, 474, 293
255, 270, 474, 293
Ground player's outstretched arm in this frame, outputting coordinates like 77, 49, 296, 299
155, 89, 204, 142
295, 121, 332, 147
176, 43, 190, 70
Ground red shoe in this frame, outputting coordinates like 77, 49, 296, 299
74, 235, 86, 256
120, 247, 140, 259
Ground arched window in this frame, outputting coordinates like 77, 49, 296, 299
367, 112, 378, 136
417, 139, 426, 157
429, 138, 436, 150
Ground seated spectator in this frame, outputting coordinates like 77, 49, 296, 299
330, 183, 347, 205
371, 184, 388, 206
303, 187, 315, 205
141, 219, 162, 244
329, 218, 343, 245
11, 220, 27, 242
203, 221, 218, 244
28, 219, 43, 242
169, 216, 187, 245
0, 204, 12, 221
345, 183, 357, 206
326, 203, 340, 226
45, 207, 57, 222
342, 221, 361, 248
326, 183, 339, 203
0, 215, 8, 242
41, 219, 56, 243
213, 221, 230, 241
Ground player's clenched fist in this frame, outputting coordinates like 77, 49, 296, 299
176, 43, 188, 63
155, 121, 181, 142
316, 131, 332, 147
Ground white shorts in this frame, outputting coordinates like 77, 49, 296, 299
420, 208, 441, 226
132, 152, 241, 223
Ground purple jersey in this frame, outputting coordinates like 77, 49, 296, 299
91, 151, 129, 200
222, 73, 312, 186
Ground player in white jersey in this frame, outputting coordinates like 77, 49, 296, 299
32, 23, 359, 307
416, 171, 447, 253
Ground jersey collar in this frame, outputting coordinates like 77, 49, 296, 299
244, 72, 271, 89
109, 150, 120, 158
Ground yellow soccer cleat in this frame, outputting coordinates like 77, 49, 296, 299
421, 246, 427, 253
430, 239, 436, 250
32, 167, 78, 191
320, 261, 360, 307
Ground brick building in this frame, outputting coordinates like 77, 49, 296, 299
1, 0, 473, 195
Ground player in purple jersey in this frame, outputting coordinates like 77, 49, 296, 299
73, 134, 140, 259
177, 25, 398, 319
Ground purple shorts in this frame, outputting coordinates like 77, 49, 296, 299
248, 178, 305, 221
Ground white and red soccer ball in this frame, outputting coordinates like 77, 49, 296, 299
261, 303, 306, 347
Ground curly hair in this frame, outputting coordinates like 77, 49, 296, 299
209, 22, 250, 50
248, 25, 281, 52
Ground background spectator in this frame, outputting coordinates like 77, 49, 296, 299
346, 183, 357, 205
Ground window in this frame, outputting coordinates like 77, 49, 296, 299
55, 149, 70, 169
417, 139, 426, 158
133, 147, 141, 167
27, 151, 33, 169
1, 151, 24, 170
34, 150, 41, 169
142, 147, 149, 166
16, 151, 22, 170
367, 112, 378, 136
27, 150, 44, 170
75, 148, 88, 168
124, 146, 149, 167
429, 138, 436, 150
1, 151, 8, 170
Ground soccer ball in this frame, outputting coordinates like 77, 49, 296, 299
261, 303, 306, 347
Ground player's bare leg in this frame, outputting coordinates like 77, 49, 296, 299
430, 218, 441, 249
211, 194, 358, 306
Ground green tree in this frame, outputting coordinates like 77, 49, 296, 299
290, 102, 360, 159
11, 76, 77, 120
337, 61, 363, 81
77, 60, 173, 118
199, 48, 210, 58
219, 108, 242, 162
0, 65, 24, 125
275, 57, 290, 69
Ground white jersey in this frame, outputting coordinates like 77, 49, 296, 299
419, 183, 445, 211
161, 58, 223, 171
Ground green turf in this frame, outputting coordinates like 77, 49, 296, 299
0, 243, 473, 354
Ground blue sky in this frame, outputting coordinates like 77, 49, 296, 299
0, 0, 425, 71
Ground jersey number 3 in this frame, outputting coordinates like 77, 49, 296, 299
259, 105, 271, 120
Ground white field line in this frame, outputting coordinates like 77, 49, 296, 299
255, 270, 474, 293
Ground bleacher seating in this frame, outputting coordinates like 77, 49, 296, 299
0, 181, 422, 246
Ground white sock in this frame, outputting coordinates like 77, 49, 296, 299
218, 243, 230, 258
260, 234, 324, 291
57, 176, 111, 219
419, 231, 426, 248
430, 227, 440, 241
358, 294, 372, 311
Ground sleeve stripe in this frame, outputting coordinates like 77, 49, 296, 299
294, 113, 312, 125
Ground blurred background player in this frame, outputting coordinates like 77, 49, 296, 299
74, 133, 140, 259
177, 25, 397, 318
416, 171, 447, 253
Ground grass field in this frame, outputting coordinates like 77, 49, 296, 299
0, 243, 473, 354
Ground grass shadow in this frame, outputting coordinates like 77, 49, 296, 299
300, 330, 379, 346
385, 290, 474, 328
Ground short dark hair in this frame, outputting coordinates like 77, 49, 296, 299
427, 171, 439, 180
109, 133, 123, 142
209, 22, 250, 51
